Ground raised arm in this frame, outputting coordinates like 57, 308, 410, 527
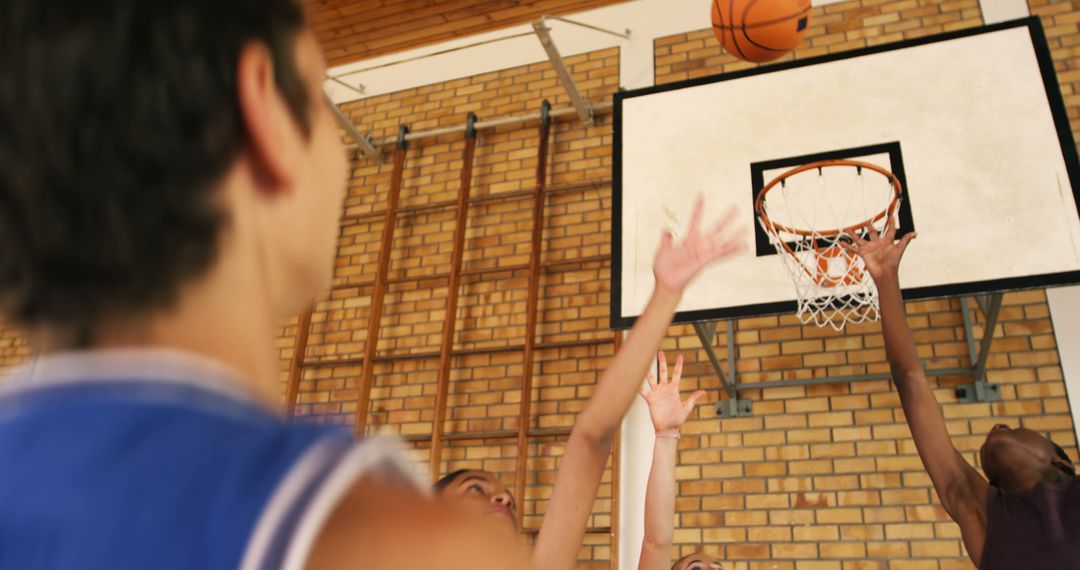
533, 197, 744, 570
846, 220, 988, 565
638, 353, 704, 570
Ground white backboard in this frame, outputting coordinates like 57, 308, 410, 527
613, 18, 1080, 327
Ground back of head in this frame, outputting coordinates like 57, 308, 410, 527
0, 0, 310, 344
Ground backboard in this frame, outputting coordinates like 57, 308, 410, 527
612, 18, 1080, 328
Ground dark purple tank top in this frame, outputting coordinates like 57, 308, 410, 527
981, 475, 1080, 569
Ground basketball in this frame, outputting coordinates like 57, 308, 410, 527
711, 0, 812, 63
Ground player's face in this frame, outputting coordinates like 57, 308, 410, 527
674, 552, 724, 570
980, 424, 1062, 487
437, 470, 517, 530
273, 29, 349, 313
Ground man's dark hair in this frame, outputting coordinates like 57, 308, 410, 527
433, 469, 470, 492
0, 0, 311, 343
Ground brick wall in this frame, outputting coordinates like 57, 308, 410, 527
660, 292, 1073, 570
0, 325, 30, 373
654, 2, 1080, 569
286, 47, 621, 566
1031, 0, 1080, 153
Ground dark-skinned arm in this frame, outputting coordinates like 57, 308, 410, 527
848, 221, 989, 566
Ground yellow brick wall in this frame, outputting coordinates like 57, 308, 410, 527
661, 293, 1073, 570
653, 2, 1080, 569
1031, 0, 1080, 153
0, 325, 30, 372
287, 47, 622, 567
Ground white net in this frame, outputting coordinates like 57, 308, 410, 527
757, 159, 902, 330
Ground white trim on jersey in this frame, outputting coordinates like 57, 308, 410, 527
239, 435, 348, 570
3, 348, 257, 406
271, 436, 423, 570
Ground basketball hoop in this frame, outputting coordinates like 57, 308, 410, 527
755, 159, 903, 330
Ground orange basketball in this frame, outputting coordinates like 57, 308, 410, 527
814, 246, 862, 288
711, 0, 811, 63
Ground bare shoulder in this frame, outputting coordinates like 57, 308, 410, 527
306, 477, 533, 570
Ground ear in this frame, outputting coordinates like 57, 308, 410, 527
1051, 452, 1076, 476
235, 41, 299, 193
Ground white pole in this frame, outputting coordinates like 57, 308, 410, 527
619, 347, 655, 570
1047, 286, 1080, 446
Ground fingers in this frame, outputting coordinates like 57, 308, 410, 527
638, 387, 649, 399
688, 195, 705, 235
645, 370, 657, 387
860, 222, 876, 243
683, 389, 707, 411
660, 230, 674, 251
706, 206, 739, 240
671, 354, 684, 385
896, 230, 917, 256
682, 388, 708, 412
657, 351, 668, 383
839, 226, 872, 257
707, 233, 748, 263
881, 216, 897, 242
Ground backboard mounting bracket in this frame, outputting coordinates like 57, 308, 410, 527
695, 293, 1006, 415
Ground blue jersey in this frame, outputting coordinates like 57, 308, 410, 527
0, 350, 416, 570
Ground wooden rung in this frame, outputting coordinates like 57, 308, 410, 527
300, 332, 614, 369
398, 426, 573, 443
338, 177, 613, 224
522, 526, 611, 536
328, 253, 611, 293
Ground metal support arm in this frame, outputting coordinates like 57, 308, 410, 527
326, 94, 384, 164
694, 292, 1009, 417
693, 320, 752, 418
956, 293, 1005, 403
532, 19, 593, 125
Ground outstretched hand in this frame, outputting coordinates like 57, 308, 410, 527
639, 352, 706, 433
841, 216, 917, 280
653, 195, 745, 295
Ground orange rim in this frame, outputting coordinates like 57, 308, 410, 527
755, 159, 903, 286
756, 159, 903, 239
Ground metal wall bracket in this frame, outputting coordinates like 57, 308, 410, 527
957, 292, 1005, 402
326, 94, 385, 164
716, 398, 753, 418
693, 321, 736, 400
956, 381, 1002, 403
693, 291, 1010, 416
465, 112, 478, 139
693, 320, 748, 419
532, 18, 593, 125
